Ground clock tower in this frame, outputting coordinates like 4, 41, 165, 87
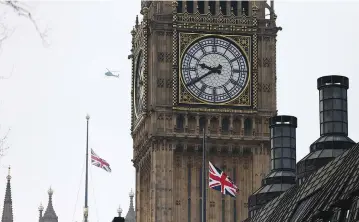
130, 1, 280, 222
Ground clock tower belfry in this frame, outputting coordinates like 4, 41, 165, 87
130, 1, 280, 222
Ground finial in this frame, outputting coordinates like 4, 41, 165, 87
48, 187, 53, 196
38, 202, 44, 211
135, 15, 139, 27
131, 27, 136, 36
86, 114, 90, 120
129, 189, 134, 197
242, 7, 246, 16
117, 205, 123, 216
6, 165, 11, 180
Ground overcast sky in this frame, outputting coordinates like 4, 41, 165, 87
0, 1, 357, 221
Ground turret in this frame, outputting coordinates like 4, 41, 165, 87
41, 187, 58, 222
248, 116, 297, 218
38, 203, 44, 222
297, 75, 355, 184
125, 189, 135, 222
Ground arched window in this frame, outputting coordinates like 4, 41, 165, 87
186, 0, 194, 13
176, 114, 184, 131
220, 1, 227, 15
177, 1, 183, 13
222, 117, 230, 133
199, 117, 206, 132
241, 0, 249, 16
244, 118, 252, 136
209, 1, 216, 14
231, 1, 238, 16
198, 1, 205, 14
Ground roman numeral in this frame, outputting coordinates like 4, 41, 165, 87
197, 84, 207, 97
188, 53, 200, 61
223, 44, 231, 55
230, 56, 243, 63
212, 45, 217, 52
183, 67, 197, 71
197, 42, 206, 54
229, 78, 238, 85
213, 88, 216, 102
212, 38, 217, 52
223, 87, 230, 97
200, 84, 207, 93
232, 69, 240, 73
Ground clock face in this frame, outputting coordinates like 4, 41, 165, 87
180, 36, 249, 104
134, 52, 145, 118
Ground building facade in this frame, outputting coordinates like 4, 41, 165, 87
130, 1, 280, 221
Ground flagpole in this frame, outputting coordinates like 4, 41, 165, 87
84, 114, 90, 222
202, 127, 206, 222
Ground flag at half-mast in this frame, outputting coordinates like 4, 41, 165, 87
91, 149, 112, 173
209, 161, 238, 197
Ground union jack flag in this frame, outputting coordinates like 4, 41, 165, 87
209, 161, 238, 197
91, 149, 111, 173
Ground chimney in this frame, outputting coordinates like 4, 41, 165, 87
248, 115, 297, 218
297, 75, 355, 184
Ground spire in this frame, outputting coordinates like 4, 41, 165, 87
38, 203, 44, 222
125, 189, 135, 222
42, 187, 58, 222
1, 166, 13, 222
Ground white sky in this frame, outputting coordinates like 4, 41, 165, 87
0, 1, 357, 221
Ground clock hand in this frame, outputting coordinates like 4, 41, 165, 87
199, 63, 223, 73
199, 63, 212, 70
186, 70, 216, 86
200, 63, 221, 72
187, 63, 224, 86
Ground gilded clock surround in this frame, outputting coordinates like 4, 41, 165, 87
172, 1, 259, 113
178, 33, 252, 107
